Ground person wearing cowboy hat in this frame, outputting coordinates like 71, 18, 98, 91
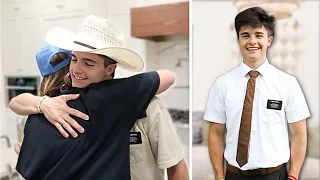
9, 15, 178, 180
12, 42, 189, 180
12, 44, 189, 180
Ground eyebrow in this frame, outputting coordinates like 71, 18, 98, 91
71, 54, 96, 63
240, 32, 249, 36
255, 32, 265, 35
240, 32, 265, 36
83, 58, 97, 63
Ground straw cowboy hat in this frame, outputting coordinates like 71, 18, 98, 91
45, 15, 144, 72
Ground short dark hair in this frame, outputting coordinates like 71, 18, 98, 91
235, 7, 275, 38
99, 55, 117, 78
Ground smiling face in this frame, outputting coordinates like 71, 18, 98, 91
70, 51, 116, 88
238, 25, 273, 67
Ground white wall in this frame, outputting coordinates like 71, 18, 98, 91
192, 1, 319, 127
157, 36, 189, 110
0, 0, 4, 136
192, 1, 238, 111
290, 2, 319, 127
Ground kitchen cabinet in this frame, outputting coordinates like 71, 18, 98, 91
21, 17, 43, 76
39, 0, 87, 16
1, 0, 20, 18
2, 19, 23, 75
131, 2, 189, 38
1, 0, 41, 76
1, 0, 109, 76
2, 16, 44, 76
38, 0, 108, 18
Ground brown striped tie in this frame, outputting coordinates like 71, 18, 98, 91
236, 70, 259, 167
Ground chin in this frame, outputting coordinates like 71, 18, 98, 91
72, 82, 87, 88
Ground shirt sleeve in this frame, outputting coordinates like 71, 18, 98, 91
285, 77, 310, 123
133, 71, 160, 119
146, 98, 185, 169
203, 79, 227, 123
81, 71, 159, 127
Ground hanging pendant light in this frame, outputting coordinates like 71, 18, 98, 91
233, 0, 301, 20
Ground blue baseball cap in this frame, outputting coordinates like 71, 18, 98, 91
36, 43, 72, 77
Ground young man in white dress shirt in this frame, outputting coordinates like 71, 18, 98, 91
204, 7, 309, 180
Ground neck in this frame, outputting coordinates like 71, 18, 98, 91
243, 58, 266, 70
104, 75, 113, 80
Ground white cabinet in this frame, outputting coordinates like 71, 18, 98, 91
1, 0, 109, 76
2, 17, 42, 76
39, 0, 87, 16
1, 0, 20, 18
20, 0, 42, 17
38, 0, 108, 17
2, 19, 23, 75
1, 0, 41, 76
21, 17, 43, 76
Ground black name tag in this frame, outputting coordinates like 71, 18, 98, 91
129, 132, 142, 144
267, 99, 282, 110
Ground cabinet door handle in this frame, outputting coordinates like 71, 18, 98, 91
57, 4, 65, 10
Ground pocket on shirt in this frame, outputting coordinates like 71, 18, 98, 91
130, 144, 145, 164
262, 109, 284, 123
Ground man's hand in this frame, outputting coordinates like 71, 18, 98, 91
40, 94, 89, 138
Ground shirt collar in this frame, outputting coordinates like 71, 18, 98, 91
239, 59, 271, 77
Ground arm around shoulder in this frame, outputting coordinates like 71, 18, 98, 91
9, 93, 42, 115
156, 70, 175, 95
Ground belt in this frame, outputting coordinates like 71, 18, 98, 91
226, 163, 284, 176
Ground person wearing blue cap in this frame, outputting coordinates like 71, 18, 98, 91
36, 43, 73, 96
36, 43, 72, 77
9, 15, 187, 180
14, 42, 189, 180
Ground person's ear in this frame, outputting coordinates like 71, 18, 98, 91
105, 64, 117, 76
267, 36, 273, 47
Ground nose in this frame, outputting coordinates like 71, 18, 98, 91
248, 37, 257, 45
73, 61, 84, 74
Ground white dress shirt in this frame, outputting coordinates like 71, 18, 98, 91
204, 60, 310, 170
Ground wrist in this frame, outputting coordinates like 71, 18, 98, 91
288, 174, 298, 180
215, 176, 225, 180
37, 96, 48, 114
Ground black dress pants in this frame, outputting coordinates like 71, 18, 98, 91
225, 165, 288, 180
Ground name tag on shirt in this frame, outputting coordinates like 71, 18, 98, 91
267, 99, 282, 110
129, 132, 142, 144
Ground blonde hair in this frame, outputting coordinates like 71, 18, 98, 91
38, 53, 71, 96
